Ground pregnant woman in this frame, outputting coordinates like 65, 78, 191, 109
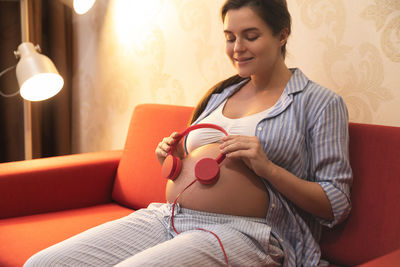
25, 0, 352, 266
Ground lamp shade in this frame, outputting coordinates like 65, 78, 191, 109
15, 42, 64, 101
60, 0, 96, 14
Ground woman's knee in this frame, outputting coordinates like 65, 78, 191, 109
24, 249, 63, 267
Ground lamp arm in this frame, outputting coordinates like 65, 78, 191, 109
0, 65, 20, 98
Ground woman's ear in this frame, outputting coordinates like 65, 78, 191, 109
279, 27, 289, 47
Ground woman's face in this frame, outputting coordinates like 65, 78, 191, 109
223, 7, 284, 78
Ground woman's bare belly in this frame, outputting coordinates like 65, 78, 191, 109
165, 143, 269, 218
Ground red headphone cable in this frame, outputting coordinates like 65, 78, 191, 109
171, 179, 197, 234
170, 179, 229, 267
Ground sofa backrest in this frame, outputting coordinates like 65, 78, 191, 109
320, 123, 400, 266
112, 104, 194, 210
112, 104, 400, 265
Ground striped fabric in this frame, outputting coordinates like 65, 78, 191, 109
24, 203, 283, 266
185, 68, 353, 266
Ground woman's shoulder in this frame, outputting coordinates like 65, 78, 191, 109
290, 69, 348, 128
293, 68, 346, 110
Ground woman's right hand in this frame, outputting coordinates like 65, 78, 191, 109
155, 132, 184, 165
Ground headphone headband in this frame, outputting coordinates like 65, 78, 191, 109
169, 123, 227, 163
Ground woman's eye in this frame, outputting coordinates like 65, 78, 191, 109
225, 35, 235, 43
247, 36, 259, 41
225, 35, 258, 43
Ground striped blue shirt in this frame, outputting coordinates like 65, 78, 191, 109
185, 68, 353, 266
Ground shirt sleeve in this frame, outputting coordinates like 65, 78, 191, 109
310, 95, 353, 228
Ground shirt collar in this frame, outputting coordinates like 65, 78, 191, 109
225, 68, 309, 96
285, 68, 309, 95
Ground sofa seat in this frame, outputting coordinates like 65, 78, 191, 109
0, 203, 133, 267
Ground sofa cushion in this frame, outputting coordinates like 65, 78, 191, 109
0, 203, 133, 267
112, 104, 194, 209
320, 123, 400, 265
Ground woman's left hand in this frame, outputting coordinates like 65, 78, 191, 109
219, 135, 273, 178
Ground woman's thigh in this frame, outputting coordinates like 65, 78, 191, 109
24, 205, 170, 267
115, 221, 283, 267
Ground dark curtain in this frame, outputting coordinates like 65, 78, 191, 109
0, 0, 73, 163
0, 1, 23, 162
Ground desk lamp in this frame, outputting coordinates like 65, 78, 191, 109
0, 0, 96, 160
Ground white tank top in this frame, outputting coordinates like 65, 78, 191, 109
186, 98, 272, 153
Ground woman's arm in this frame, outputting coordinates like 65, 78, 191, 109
263, 161, 334, 220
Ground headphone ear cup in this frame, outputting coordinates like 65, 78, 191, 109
195, 158, 220, 185
162, 155, 182, 180
171, 157, 182, 180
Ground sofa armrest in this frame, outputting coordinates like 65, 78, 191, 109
356, 249, 400, 267
0, 150, 122, 219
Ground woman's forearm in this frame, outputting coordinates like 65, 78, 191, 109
263, 162, 334, 221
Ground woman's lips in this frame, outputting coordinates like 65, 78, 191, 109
234, 57, 254, 65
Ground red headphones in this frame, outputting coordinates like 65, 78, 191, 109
161, 123, 227, 185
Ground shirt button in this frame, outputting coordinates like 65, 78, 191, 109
257, 126, 263, 131
271, 203, 276, 208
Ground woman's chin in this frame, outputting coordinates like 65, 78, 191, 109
234, 66, 255, 78
236, 70, 252, 78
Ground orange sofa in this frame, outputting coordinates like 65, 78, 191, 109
1, 104, 399, 267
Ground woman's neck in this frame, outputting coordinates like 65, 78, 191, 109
249, 59, 292, 94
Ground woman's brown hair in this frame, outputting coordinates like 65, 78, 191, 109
189, 0, 291, 124
189, 75, 247, 124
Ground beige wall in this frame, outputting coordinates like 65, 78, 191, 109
72, 0, 400, 154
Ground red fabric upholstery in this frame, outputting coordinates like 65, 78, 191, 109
0, 104, 399, 267
320, 123, 400, 265
112, 104, 194, 209
0, 204, 133, 267
0, 150, 122, 219
357, 249, 400, 267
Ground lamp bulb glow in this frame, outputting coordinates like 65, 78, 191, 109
20, 73, 64, 101
73, 0, 96, 14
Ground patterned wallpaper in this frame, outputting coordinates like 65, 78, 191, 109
71, 0, 400, 153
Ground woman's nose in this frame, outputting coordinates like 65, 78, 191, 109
233, 39, 246, 52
